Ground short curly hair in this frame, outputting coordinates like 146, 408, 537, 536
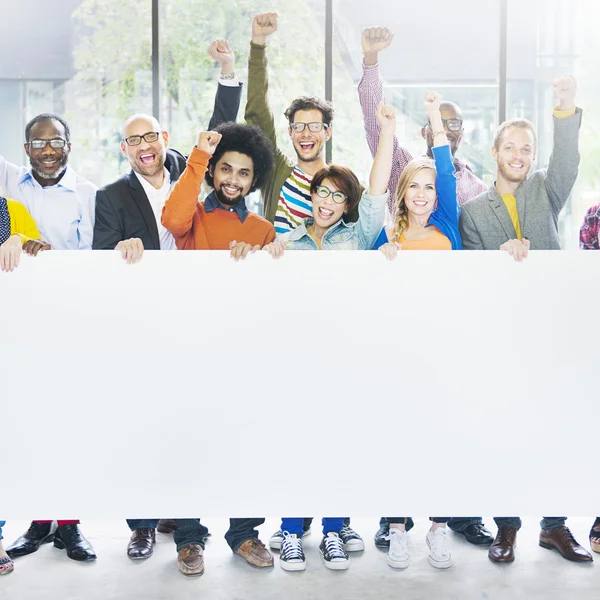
204, 122, 275, 192
284, 96, 334, 126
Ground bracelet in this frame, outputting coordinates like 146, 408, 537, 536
219, 71, 236, 80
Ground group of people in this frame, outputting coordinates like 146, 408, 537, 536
1, 14, 598, 579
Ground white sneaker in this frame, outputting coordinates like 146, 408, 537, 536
279, 533, 306, 572
426, 527, 452, 569
387, 528, 410, 569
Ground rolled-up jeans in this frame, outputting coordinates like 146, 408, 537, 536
386, 517, 450, 531
493, 517, 567, 531
126, 519, 209, 551
0, 520, 5, 540
282, 517, 344, 536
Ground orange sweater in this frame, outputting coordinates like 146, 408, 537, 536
161, 148, 276, 250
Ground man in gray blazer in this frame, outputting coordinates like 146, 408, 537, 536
460, 75, 581, 262
460, 76, 592, 565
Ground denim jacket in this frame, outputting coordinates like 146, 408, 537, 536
279, 190, 388, 250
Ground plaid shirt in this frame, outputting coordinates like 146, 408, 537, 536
357, 63, 487, 215
580, 203, 600, 249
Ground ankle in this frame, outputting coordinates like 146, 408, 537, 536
390, 524, 406, 533
430, 522, 446, 532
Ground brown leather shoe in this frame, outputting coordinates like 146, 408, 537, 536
127, 528, 155, 560
539, 527, 593, 562
488, 527, 517, 563
157, 520, 179, 534
177, 543, 204, 576
234, 538, 274, 568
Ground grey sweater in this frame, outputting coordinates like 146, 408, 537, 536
459, 109, 582, 250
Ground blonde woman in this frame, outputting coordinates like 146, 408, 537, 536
373, 91, 460, 256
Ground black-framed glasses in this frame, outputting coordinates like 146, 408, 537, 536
27, 138, 67, 150
290, 122, 329, 133
427, 118, 463, 132
315, 185, 347, 204
124, 131, 161, 146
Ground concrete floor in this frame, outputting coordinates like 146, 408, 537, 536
0, 518, 598, 600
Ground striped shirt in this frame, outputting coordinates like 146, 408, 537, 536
274, 167, 313, 235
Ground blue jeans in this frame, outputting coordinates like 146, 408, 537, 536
224, 518, 266, 552
0, 520, 4, 540
386, 517, 450, 531
282, 518, 344, 536
380, 516, 482, 532
126, 519, 209, 551
493, 517, 567, 531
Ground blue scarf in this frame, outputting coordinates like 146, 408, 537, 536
0, 196, 10, 245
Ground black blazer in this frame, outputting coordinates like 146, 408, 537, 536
93, 82, 242, 250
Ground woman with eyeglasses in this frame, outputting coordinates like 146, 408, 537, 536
263, 102, 394, 259
0, 195, 51, 272
373, 91, 460, 259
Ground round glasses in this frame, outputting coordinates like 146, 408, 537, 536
124, 131, 161, 146
315, 185, 347, 204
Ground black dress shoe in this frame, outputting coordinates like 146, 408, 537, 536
7, 521, 55, 558
127, 528, 155, 559
458, 523, 494, 546
53, 524, 97, 561
374, 523, 390, 549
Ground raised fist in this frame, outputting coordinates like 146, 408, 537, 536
553, 75, 577, 110
361, 27, 394, 55
208, 40, 235, 68
424, 90, 443, 114
197, 131, 222, 155
252, 13, 278, 44
376, 102, 396, 133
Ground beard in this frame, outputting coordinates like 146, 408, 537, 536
498, 159, 529, 184
29, 153, 68, 180
133, 152, 165, 177
293, 140, 323, 163
214, 185, 245, 207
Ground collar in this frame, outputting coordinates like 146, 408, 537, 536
204, 191, 249, 223
18, 164, 78, 192
133, 167, 171, 195
288, 217, 350, 242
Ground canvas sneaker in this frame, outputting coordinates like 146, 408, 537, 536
279, 533, 306, 572
386, 528, 410, 569
339, 524, 365, 552
269, 527, 311, 551
426, 527, 452, 569
319, 532, 349, 570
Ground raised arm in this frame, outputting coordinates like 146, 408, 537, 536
161, 132, 219, 237
207, 39, 242, 129
545, 75, 581, 217
358, 27, 413, 211
425, 91, 458, 231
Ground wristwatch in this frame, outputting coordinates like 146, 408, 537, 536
219, 71, 236, 80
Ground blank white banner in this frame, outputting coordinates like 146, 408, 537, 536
1, 250, 599, 519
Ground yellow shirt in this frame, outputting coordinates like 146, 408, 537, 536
7, 199, 41, 244
500, 105, 576, 241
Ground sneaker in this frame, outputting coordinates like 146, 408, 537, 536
319, 532, 349, 570
279, 533, 306, 572
387, 528, 410, 569
340, 524, 365, 552
374, 522, 390, 549
426, 528, 452, 569
269, 527, 311, 551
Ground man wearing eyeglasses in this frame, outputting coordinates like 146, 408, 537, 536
0, 113, 97, 249
358, 27, 487, 217
93, 39, 243, 263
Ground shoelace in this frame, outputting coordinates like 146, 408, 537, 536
430, 529, 448, 555
558, 527, 577, 544
324, 534, 345, 559
135, 528, 154, 538
281, 533, 303, 560
340, 525, 358, 540
180, 544, 201, 559
496, 527, 511, 543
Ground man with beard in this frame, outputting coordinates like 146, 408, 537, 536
461, 76, 591, 564
358, 27, 487, 217
0, 113, 96, 249
93, 39, 243, 262
161, 123, 275, 255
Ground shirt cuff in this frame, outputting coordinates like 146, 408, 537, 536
361, 62, 380, 81
219, 77, 240, 88
553, 105, 576, 119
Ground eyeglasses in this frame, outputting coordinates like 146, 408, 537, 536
27, 138, 67, 149
427, 118, 463, 132
315, 185, 347, 204
290, 122, 329, 133
123, 131, 161, 146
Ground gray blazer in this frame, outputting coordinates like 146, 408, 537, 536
459, 109, 582, 250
